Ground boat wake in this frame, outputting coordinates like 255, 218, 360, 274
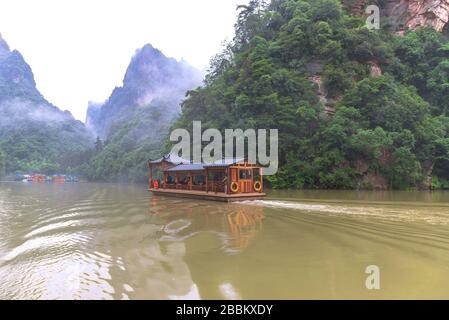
239, 200, 449, 226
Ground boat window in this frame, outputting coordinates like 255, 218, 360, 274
193, 175, 205, 185
208, 171, 225, 181
179, 175, 190, 185
239, 169, 252, 180
253, 168, 261, 181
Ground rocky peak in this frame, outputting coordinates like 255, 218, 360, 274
85, 44, 203, 139
0, 33, 11, 61
0, 36, 42, 102
123, 44, 167, 89
122, 44, 202, 100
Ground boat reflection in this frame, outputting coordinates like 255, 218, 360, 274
148, 196, 265, 253
224, 207, 264, 252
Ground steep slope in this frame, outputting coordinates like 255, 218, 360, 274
0, 34, 94, 174
82, 44, 203, 182
171, 0, 449, 190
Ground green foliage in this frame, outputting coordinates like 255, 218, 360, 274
386, 28, 449, 115
0, 116, 93, 175
169, 0, 449, 190
339, 76, 429, 132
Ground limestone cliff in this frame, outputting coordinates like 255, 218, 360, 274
343, 0, 449, 32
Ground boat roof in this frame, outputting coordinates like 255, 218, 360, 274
166, 158, 247, 172
149, 152, 191, 165
204, 157, 245, 167
167, 164, 205, 172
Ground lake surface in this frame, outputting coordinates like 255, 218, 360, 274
0, 182, 449, 299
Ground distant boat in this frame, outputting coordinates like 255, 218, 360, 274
31, 175, 46, 183
52, 175, 66, 183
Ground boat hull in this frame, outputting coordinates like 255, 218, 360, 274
149, 188, 266, 202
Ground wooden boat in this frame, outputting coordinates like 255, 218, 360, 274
148, 154, 266, 202
31, 174, 46, 183
52, 175, 66, 183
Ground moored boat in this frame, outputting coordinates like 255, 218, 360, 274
31, 174, 46, 183
52, 175, 66, 183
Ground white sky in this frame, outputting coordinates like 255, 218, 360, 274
0, 0, 247, 121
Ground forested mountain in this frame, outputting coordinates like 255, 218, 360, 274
171, 0, 449, 190
3, 0, 449, 189
0, 34, 94, 175
81, 44, 203, 182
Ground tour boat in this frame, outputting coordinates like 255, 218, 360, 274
148, 153, 266, 202
52, 175, 66, 183
31, 174, 46, 183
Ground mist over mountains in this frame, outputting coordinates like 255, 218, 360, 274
0, 33, 202, 180
81, 44, 203, 181
0, 34, 94, 174
86, 44, 203, 140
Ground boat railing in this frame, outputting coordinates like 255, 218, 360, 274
207, 181, 225, 193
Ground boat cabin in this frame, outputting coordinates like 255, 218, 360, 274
148, 154, 266, 202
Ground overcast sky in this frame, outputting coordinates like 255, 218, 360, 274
0, 0, 247, 121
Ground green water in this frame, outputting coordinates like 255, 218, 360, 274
0, 182, 449, 299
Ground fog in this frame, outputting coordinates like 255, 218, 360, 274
0, 98, 83, 130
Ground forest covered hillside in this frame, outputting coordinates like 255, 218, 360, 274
0, 34, 94, 175
170, 0, 449, 190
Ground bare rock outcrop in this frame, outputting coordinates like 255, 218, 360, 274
369, 61, 383, 76
343, 0, 449, 32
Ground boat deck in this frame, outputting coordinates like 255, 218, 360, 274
149, 188, 266, 202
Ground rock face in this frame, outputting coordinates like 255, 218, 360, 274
86, 44, 203, 139
384, 0, 449, 32
0, 34, 43, 102
369, 61, 383, 76
343, 0, 449, 32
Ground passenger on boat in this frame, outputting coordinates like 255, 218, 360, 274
167, 176, 175, 185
